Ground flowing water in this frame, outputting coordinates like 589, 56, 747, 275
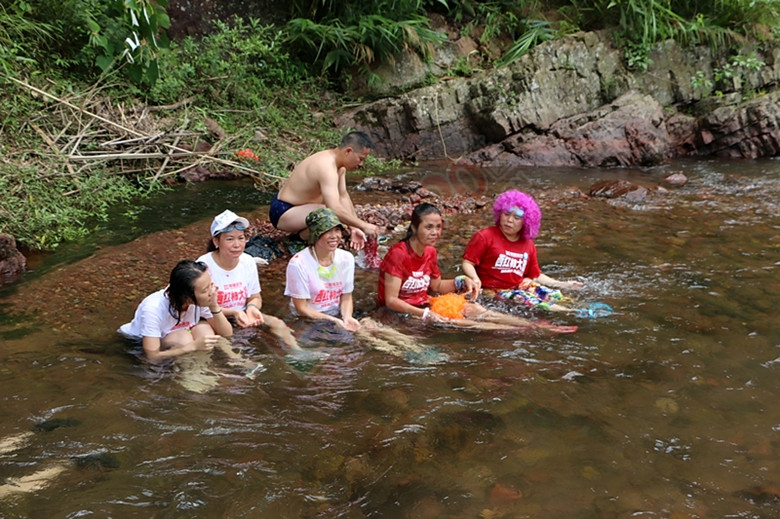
1, 159, 779, 518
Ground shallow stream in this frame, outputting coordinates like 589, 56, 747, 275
1, 159, 779, 518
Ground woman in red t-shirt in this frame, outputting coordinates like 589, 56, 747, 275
462, 190, 584, 293
378, 203, 577, 333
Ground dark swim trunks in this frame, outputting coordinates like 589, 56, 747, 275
269, 194, 295, 228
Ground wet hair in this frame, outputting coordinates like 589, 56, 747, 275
164, 260, 208, 321
492, 190, 542, 239
340, 130, 374, 152
403, 202, 442, 242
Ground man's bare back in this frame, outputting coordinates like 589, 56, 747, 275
277, 149, 339, 206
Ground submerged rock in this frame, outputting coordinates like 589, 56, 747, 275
588, 179, 649, 201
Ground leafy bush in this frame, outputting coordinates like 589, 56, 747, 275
1, 0, 168, 85
495, 19, 555, 67
0, 162, 151, 249
0, 2, 56, 75
149, 17, 305, 106
570, 0, 780, 52
285, 0, 446, 79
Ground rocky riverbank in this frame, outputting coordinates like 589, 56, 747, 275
337, 31, 780, 167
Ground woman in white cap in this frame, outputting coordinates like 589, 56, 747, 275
198, 210, 298, 349
284, 208, 360, 332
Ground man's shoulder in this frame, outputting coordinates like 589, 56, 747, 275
290, 150, 338, 182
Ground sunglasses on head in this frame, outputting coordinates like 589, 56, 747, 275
505, 206, 525, 218
218, 223, 246, 234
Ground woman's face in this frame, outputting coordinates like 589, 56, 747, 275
414, 212, 443, 246
315, 227, 342, 252
191, 271, 216, 307
498, 209, 524, 239
214, 229, 247, 259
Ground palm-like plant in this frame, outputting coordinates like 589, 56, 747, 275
285, 0, 445, 77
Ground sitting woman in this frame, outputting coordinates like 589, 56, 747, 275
378, 202, 577, 333
462, 190, 584, 311
118, 259, 233, 361
284, 208, 361, 332
197, 209, 298, 349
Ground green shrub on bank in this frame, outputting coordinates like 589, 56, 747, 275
149, 18, 305, 106
0, 162, 155, 250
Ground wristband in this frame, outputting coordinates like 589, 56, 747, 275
454, 275, 467, 291
421, 308, 430, 320
247, 303, 260, 311
211, 308, 222, 315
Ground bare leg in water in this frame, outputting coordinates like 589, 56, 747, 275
261, 314, 301, 351
461, 302, 578, 334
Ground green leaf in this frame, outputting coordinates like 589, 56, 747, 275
96, 54, 114, 71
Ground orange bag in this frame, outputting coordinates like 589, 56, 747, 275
429, 293, 468, 319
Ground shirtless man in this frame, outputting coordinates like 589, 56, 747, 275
269, 131, 380, 250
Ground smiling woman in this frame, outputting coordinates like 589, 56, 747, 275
197, 209, 299, 349
284, 207, 361, 332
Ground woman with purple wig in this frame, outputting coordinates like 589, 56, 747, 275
462, 190, 584, 297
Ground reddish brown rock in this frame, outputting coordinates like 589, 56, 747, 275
488, 482, 524, 505
663, 173, 688, 186
588, 179, 649, 201
0, 234, 27, 279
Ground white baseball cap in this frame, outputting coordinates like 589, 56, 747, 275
210, 210, 250, 236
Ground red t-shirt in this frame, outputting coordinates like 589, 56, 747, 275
378, 241, 441, 307
462, 226, 541, 289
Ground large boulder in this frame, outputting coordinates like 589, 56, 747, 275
696, 91, 780, 159
336, 31, 780, 167
458, 91, 670, 167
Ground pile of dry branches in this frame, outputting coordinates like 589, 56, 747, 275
6, 76, 279, 189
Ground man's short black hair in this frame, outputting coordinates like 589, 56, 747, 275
340, 130, 374, 151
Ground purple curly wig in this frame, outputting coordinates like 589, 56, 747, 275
492, 190, 542, 239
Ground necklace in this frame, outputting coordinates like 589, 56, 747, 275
311, 247, 337, 280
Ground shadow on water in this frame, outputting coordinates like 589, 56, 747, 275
1, 159, 779, 518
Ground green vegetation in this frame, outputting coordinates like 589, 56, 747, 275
1, 4, 342, 251
2, 0, 780, 251
0, 162, 152, 250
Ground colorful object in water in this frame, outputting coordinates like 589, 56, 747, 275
496, 278, 564, 310
574, 302, 613, 319
429, 292, 468, 319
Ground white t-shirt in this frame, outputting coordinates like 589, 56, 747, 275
118, 289, 213, 339
284, 248, 354, 316
197, 252, 261, 310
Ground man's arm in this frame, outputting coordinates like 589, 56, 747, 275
319, 168, 378, 239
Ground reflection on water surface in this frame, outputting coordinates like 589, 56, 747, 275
1, 160, 779, 518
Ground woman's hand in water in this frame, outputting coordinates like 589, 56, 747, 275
464, 276, 481, 300
559, 280, 584, 291
238, 306, 264, 327
193, 335, 220, 352
339, 316, 361, 332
